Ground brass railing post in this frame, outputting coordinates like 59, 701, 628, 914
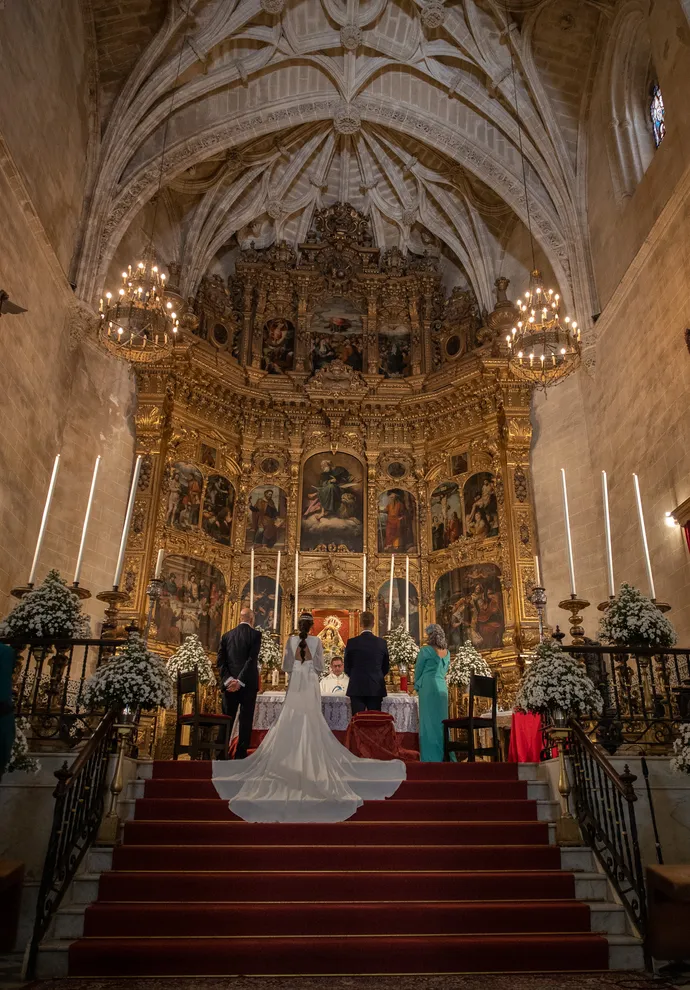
97, 711, 135, 844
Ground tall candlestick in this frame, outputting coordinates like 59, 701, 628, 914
28, 454, 61, 586
249, 547, 255, 610
113, 455, 142, 589
388, 554, 395, 631
274, 551, 281, 630
633, 473, 656, 599
601, 471, 615, 598
405, 555, 410, 632
534, 554, 541, 588
154, 549, 165, 580
560, 468, 577, 596
294, 551, 299, 629
362, 553, 367, 612
73, 456, 100, 585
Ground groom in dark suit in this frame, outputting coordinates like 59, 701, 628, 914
216, 607, 262, 759
344, 611, 389, 715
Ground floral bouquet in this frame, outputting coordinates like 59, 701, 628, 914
166, 634, 216, 685
83, 634, 173, 712
515, 640, 603, 719
447, 641, 492, 688
671, 724, 690, 775
386, 623, 419, 671
599, 584, 676, 649
5, 718, 40, 774
0, 569, 90, 640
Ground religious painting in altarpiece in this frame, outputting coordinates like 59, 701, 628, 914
309, 297, 364, 373
300, 452, 364, 552
241, 576, 283, 633
261, 317, 295, 374
377, 579, 420, 643
434, 564, 505, 653
464, 472, 499, 539
245, 485, 288, 549
165, 461, 235, 547
153, 554, 226, 653
430, 481, 463, 550
377, 488, 417, 553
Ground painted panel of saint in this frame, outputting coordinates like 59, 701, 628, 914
430, 481, 463, 550
165, 463, 203, 531
434, 564, 504, 652
201, 474, 235, 546
245, 485, 287, 549
377, 488, 416, 552
262, 317, 295, 374
241, 576, 282, 632
300, 452, 364, 552
377, 579, 420, 644
379, 326, 412, 378
464, 472, 499, 539
309, 297, 364, 373
153, 554, 226, 652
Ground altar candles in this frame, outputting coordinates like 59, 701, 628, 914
294, 550, 299, 628
362, 553, 367, 612
405, 555, 410, 632
73, 456, 100, 585
154, 549, 165, 580
560, 468, 577, 596
601, 471, 615, 598
249, 547, 255, 610
273, 551, 281, 630
113, 455, 142, 589
388, 555, 395, 631
633, 473, 656, 600
28, 454, 61, 586
534, 554, 541, 588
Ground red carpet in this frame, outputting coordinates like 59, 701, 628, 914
69, 760, 609, 976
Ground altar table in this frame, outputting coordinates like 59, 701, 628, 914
255, 692, 419, 734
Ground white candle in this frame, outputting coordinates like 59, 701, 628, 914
73, 455, 100, 584
601, 471, 615, 597
28, 454, 61, 586
633, 473, 656, 600
405, 555, 410, 632
534, 554, 541, 588
249, 547, 255, 610
294, 550, 299, 628
273, 550, 281, 630
388, 554, 395, 631
362, 553, 367, 612
154, 549, 165, 580
560, 468, 577, 596
113, 455, 142, 589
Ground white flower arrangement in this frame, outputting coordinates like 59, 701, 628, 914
515, 640, 603, 718
670, 724, 690, 775
258, 631, 282, 672
166, 634, 216, 685
447, 641, 492, 688
5, 718, 40, 774
0, 569, 91, 640
386, 623, 418, 670
599, 583, 676, 649
83, 634, 173, 712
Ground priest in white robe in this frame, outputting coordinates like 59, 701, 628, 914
320, 655, 350, 695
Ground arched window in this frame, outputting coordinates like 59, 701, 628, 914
650, 83, 666, 147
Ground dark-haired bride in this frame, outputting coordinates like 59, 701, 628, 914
212, 612, 406, 822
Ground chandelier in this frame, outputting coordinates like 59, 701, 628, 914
99, 260, 179, 362
506, 269, 581, 387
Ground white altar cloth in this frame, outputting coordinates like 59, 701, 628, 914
255, 692, 419, 734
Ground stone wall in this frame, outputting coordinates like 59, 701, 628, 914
0, 4, 136, 627
531, 0, 690, 645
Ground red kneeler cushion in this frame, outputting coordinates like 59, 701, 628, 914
345, 711, 400, 760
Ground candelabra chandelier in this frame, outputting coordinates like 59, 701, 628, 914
506, 270, 581, 387
98, 259, 179, 363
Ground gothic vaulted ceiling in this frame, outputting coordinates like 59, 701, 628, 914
79, 0, 613, 319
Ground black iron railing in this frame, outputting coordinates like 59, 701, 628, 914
4, 637, 126, 747
563, 644, 690, 754
26, 710, 117, 978
568, 719, 647, 936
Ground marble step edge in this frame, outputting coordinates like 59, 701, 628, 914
34, 931, 645, 980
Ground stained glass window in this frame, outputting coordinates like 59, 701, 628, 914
650, 83, 666, 147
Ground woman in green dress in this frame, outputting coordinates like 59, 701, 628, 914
414, 624, 450, 762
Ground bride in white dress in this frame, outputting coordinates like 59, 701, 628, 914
212, 613, 406, 822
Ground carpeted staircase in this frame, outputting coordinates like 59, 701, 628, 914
68, 760, 610, 976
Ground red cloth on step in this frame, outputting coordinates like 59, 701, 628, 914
508, 711, 546, 763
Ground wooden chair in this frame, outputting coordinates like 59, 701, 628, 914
443, 674, 499, 762
173, 670, 232, 760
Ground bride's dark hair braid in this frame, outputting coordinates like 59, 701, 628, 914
297, 612, 312, 661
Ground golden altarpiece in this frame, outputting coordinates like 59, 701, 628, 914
114, 205, 539, 707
